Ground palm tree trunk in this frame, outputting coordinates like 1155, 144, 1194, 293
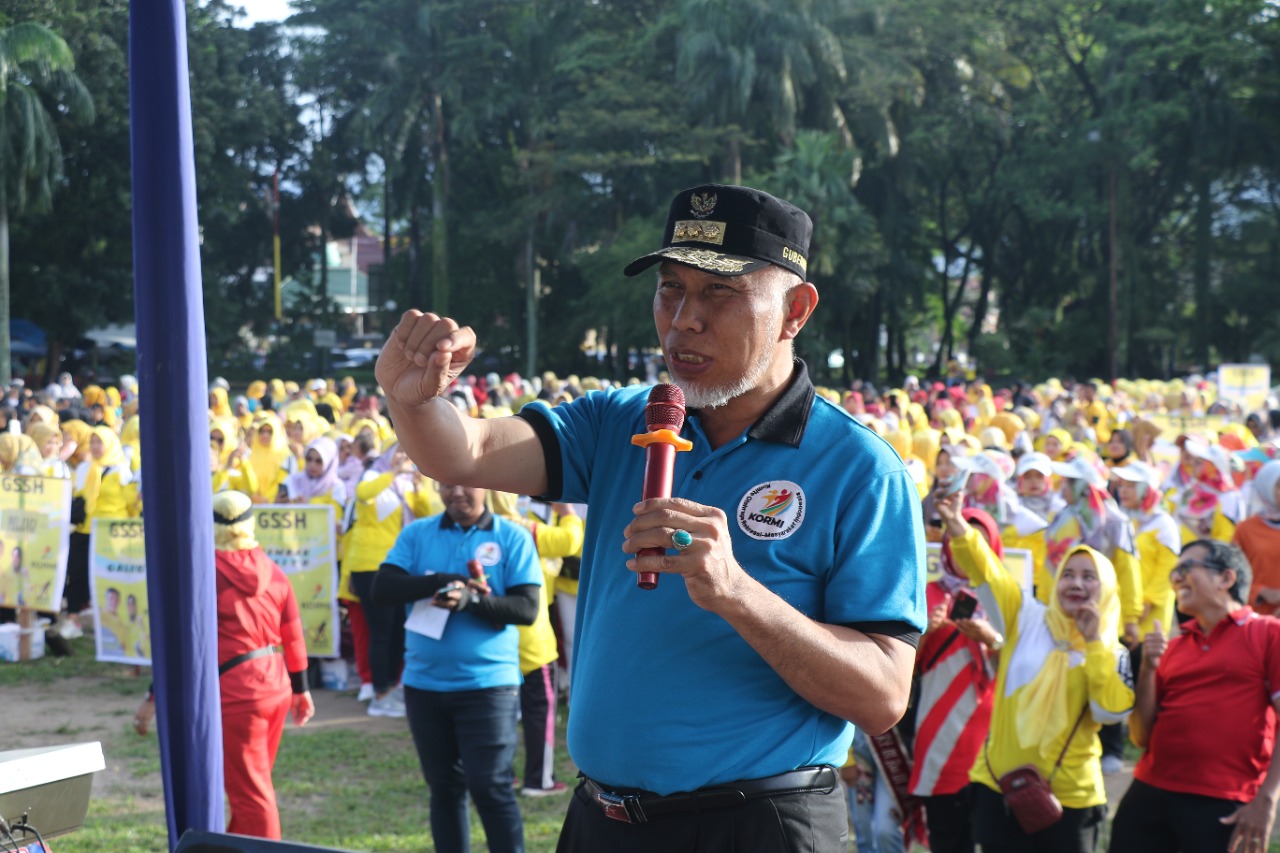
431, 91, 450, 315
0, 179, 10, 387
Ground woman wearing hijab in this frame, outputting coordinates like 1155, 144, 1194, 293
209, 386, 233, 420
211, 418, 257, 495
922, 444, 968, 542
937, 491, 1133, 853
27, 422, 71, 479
1235, 460, 1280, 616
57, 418, 97, 630
342, 442, 441, 715
279, 437, 347, 546
1111, 462, 1180, 642
1043, 457, 1143, 640
81, 385, 118, 428
232, 396, 254, 431
246, 380, 267, 412
1129, 419, 1161, 467
119, 415, 142, 474
85, 426, 140, 521
136, 490, 315, 838
910, 507, 1002, 853
248, 414, 296, 504
1171, 440, 1246, 544
0, 434, 43, 475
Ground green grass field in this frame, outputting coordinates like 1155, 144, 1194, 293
4, 639, 576, 852
7, 638, 1279, 852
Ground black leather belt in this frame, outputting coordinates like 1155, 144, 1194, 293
218, 645, 280, 675
582, 765, 837, 824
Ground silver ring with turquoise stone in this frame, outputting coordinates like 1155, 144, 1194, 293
671, 529, 694, 551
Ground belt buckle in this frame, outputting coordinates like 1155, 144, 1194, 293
594, 789, 646, 824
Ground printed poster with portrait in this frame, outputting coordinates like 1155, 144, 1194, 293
255, 505, 340, 658
90, 519, 152, 665
925, 542, 1035, 593
0, 475, 73, 613
90, 507, 339, 665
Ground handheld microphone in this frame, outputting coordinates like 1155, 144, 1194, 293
630, 384, 694, 589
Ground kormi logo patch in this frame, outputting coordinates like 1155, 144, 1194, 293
737, 481, 805, 540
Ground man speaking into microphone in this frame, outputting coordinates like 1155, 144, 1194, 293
375, 184, 926, 852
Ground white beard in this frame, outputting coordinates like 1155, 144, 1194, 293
673, 341, 778, 410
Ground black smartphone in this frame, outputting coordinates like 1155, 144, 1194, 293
434, 582, 464, 603
949, 590, 978, 621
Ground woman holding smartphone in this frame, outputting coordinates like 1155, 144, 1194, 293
910, 506, 1004, 853
935, 491, 1134, 853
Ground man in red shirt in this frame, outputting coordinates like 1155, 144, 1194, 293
1109, 540, 1280, 853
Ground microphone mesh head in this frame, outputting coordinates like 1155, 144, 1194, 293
645, 383, 686, 432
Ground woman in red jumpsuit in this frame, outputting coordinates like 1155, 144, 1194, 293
136, 489, 315, 839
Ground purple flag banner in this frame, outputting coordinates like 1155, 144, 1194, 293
129, 0, 224, 844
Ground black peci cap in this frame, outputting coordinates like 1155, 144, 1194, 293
623, 184, 812, 279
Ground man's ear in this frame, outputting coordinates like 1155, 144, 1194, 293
781, 282, 819, 341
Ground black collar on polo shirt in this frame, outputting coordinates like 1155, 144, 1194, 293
439, 508, 495, 532
688, 358, 814, 448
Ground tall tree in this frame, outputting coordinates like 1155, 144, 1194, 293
0, 19, 92, 384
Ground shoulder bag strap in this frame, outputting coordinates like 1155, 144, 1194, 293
983, 703, 1090, 782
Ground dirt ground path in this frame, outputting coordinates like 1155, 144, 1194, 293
4, 676, 408, 803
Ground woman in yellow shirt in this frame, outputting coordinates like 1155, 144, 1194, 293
342, 442, 440, 712
86, 426, 140, 521
937, 491, 1134, 852
27, 422, 71, 479
248, 414, 296, 504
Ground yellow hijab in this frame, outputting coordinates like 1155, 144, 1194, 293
1017, 544, 1119, 758
61, 419, 95, 464
0, 434, 42, 472
210, 417, 240, 465
209, 387, 232, 419
1043, 428, 1074, 461
119, 415, 142, 473
27, 422, 62, 458
91, 425, 128, 470
246, 380, 267, 401
83, 385, 119, 427
913, 429, 941, 475
24, 405, 58, 433
249, 413, 292, 486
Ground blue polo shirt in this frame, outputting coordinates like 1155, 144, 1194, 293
518, 363, 926, 794
384, 510, 542, 692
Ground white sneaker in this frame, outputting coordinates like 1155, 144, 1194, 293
391, 683, 405, 703
57, 620, 84, 640
1101, 755, 1124, 775
367, 692, 406, 718
356, 683, 375, 702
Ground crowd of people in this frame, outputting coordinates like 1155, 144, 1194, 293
4, 350, 1280, 851
2, 182, 1280, 852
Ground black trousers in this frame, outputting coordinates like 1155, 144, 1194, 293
518, 663, 557, 790
970, 782, 1105, 853
555, 776, 848, 853
1108, 778, 1238, 853
65, 531, 91, 613
922, 790, 975, 853
349, 571, 403, 694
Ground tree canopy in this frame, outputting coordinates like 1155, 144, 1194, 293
7, 0, 1280, 385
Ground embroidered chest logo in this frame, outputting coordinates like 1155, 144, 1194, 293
474, 541, 503, 567
737, 480, 805, 541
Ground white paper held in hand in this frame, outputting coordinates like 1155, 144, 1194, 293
405, 599, 449, 639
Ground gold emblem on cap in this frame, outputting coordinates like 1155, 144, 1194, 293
690, 192, 717, 218
659, 247, 752, 273
672, 220, 726, 246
